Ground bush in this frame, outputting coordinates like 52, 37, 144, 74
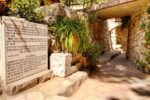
9, 0, 44, 23
85, 41, 102, 65
49, 18, 91, 53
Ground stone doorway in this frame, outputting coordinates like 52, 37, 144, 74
105, 18, 129, 52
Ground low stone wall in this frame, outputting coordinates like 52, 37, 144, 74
127, 12, 150, 72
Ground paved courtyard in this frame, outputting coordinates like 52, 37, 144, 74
72, 53, 150, 100
1, 53, 150, 100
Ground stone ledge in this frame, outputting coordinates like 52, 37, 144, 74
92, 0, 135, 10
3, 70, 54, 95
58, 71, 88, 97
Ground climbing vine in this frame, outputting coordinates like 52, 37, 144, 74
137, 5, 150, 72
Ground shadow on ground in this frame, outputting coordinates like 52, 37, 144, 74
89, 53, 148, 84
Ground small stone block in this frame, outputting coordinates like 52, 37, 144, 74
50, 53, 73, 77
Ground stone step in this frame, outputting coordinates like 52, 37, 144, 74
130, 82, 150, 97
58, 71, 88, 97
2, 71, 88, 100
98, 50, 121, 65
4, 70, 54, 95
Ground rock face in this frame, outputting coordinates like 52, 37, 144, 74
50, 53, 79, 77
35, 3, 87, 25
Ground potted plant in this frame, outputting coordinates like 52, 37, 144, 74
49, 18, 92, 77
49, 18, 91, 67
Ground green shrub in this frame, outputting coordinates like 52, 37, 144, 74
9, 0, 44, 23
136, 60, 147, 69
88, 12, 97, 23
145, 52, 150, 63
146, 6, 150, 14
145, 31, 150, 44
49, 18, 91, 53
85, 41, 102, 65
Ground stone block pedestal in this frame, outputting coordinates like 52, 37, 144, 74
50, 53, 79, 77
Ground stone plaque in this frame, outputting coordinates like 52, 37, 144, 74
0, 16, 48, 84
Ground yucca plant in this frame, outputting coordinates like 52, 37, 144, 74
49, 18, 91, 53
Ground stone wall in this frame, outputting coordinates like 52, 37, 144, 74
101, 20, 113, 51
89, 18, 123, 52
116, 26, 128, 51
89, 19, 112, 52
127, 12, 150, 71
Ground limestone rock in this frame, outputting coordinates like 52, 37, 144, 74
35, 3, 86, 26
64, 6, 78, 19
50, 3, 65, 17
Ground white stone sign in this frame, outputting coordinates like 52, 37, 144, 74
0, 16, 48, 84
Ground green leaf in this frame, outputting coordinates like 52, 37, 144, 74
146, 6, 150, 14
141, 23, 146, 30
145, 31, 150, 44
147, 22, 150, 29
145, 31, 150, 39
